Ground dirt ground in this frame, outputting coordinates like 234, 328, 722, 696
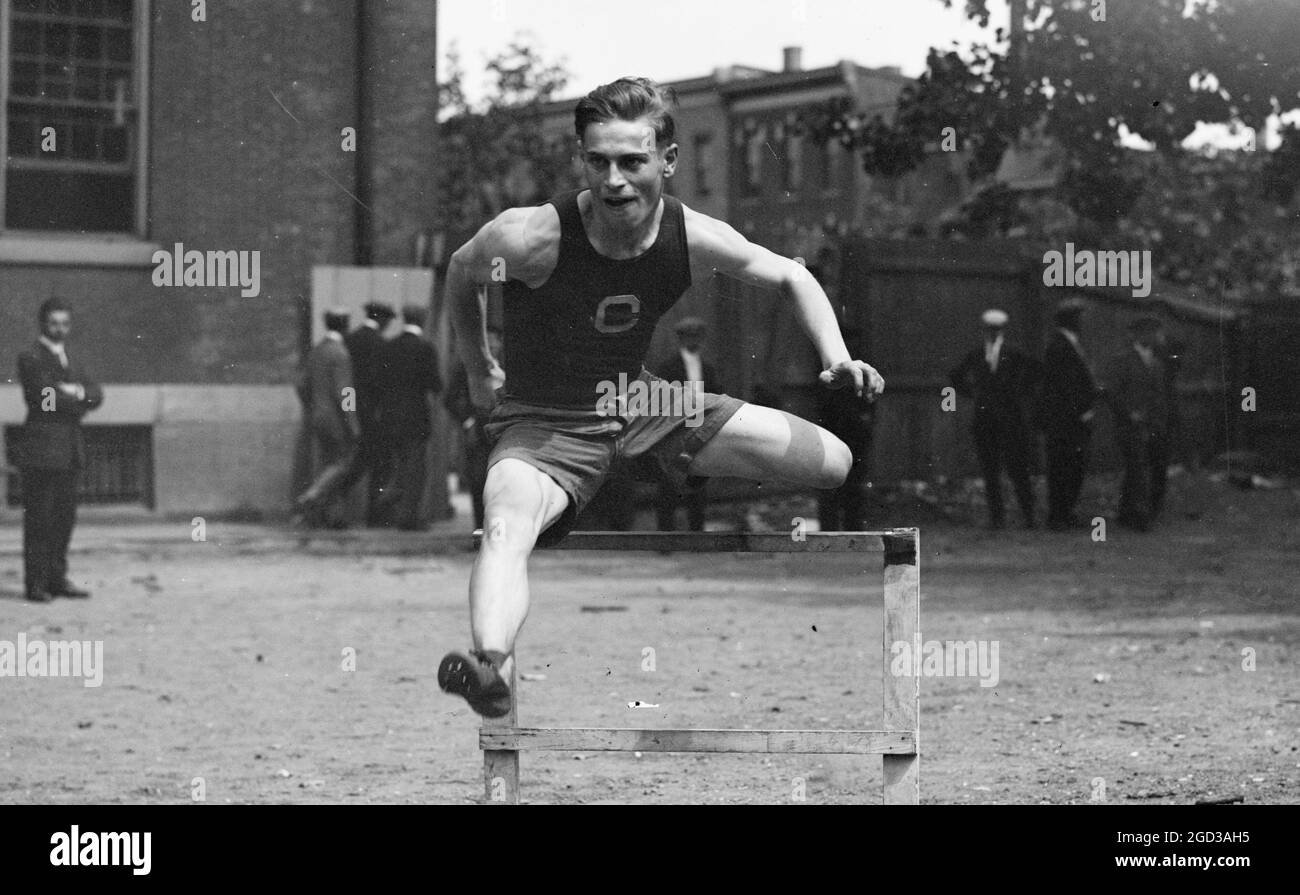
1, 470, 1297, 805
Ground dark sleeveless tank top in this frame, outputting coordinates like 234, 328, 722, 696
501, 189, 692, 407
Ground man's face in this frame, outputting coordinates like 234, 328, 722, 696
42, 310, 71, 342
579, 116, 677, 231
983, 324, 1003, 342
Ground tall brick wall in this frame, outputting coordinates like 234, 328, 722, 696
2, 0, 439, 387
357, 0, 439, 267
146, 0, 362, 383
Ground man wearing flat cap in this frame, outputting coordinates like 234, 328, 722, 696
1038, 301, 1100, 530
949, 309, 1042, 529
346, 302, 396, 525
1102, 316, 1171, 531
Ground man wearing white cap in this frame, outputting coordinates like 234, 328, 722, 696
949, 309, 1042, 529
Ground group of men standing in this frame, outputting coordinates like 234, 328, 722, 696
295, 301, 444, 530
949, 302, 1176, 533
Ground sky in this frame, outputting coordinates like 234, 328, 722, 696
439, 0, 1009, 104
437, 0, 1292, 150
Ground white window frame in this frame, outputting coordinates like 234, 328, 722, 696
0, 0, 154, 264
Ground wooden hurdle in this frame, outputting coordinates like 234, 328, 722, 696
471, 528, 921, 805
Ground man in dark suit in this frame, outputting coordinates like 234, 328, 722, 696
949, 309, 1042, 529
1038, 301, 1100, 530
294, 309, 361, 527
647, 316, 717, 531
1103, 316, 1172, 531
374, 304, 444, 530
344, 301, 395, 525
16, 298, 103, 602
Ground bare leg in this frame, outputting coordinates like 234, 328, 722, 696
468, 458, 570, 679
688, 402, 852, 488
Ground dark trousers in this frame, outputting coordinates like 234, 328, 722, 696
656, 480, 706, 531
377, 437, 429, 530
299, 426, 388, 527
299, 428, 357, 526
817, 452, 871, 531
1045, 426, 1091, 526
23, 468, 79, 596
974, 418, 1034, 526
1118, 425, 1170, 528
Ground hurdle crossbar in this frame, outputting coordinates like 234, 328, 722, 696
471, 528, 921, 805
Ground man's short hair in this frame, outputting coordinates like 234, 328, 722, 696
38, 297, 71, 325
364, 301, 396, 322
1054, 300, 1085, 329
323, 309, 350, 333
401, 304, 426, 328
574, 77, 677, 147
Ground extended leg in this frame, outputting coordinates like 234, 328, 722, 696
686, 402, 851, 488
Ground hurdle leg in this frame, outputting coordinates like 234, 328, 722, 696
482, 659, 519, 804
881, 532, 920, 805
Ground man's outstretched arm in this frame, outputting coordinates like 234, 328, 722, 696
685, 209, 884, 399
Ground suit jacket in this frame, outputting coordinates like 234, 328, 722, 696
16, 341, 104, 470
1038, 330, 1098, 437
948, 343, 1041, 430
344, 325, 387, 430
1102, 345, 1170, 435
299, 336, 359, 444
379, 332, 444, 444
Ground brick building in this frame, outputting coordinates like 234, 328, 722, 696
0, 0, 439, 518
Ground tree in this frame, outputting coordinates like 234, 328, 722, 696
814, 0, 1300, 227
435, 39, 579, 242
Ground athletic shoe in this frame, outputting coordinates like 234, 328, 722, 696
438, 650, 512, 719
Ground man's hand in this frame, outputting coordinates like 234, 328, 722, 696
468, 365, 506, 412
819, 360, 885, 400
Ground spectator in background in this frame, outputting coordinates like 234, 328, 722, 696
648, 316, 717, 531
374, 304, 444, 530
1158, 328, 1186, 468
815, 325, 875, 531
16, 298, 103, 602
345, 301, 396, 526
1103, 316, 1171, 532
949, 309, 1042, 529
445, 327, 504, 531
1038, 300, 1099, 531
294, 309, 360, 528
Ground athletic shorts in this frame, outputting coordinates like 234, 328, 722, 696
484, 368, 745, 547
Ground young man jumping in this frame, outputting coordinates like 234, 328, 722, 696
437, 77, 885, 718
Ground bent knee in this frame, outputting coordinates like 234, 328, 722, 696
481, 460, 569, 546
814, 436, 853, 489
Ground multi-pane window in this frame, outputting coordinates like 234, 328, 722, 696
3, 0, 143, 233
692, 131, 712, 197
738, 119, 766, 197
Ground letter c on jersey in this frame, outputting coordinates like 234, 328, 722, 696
592, 294, 641, 334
